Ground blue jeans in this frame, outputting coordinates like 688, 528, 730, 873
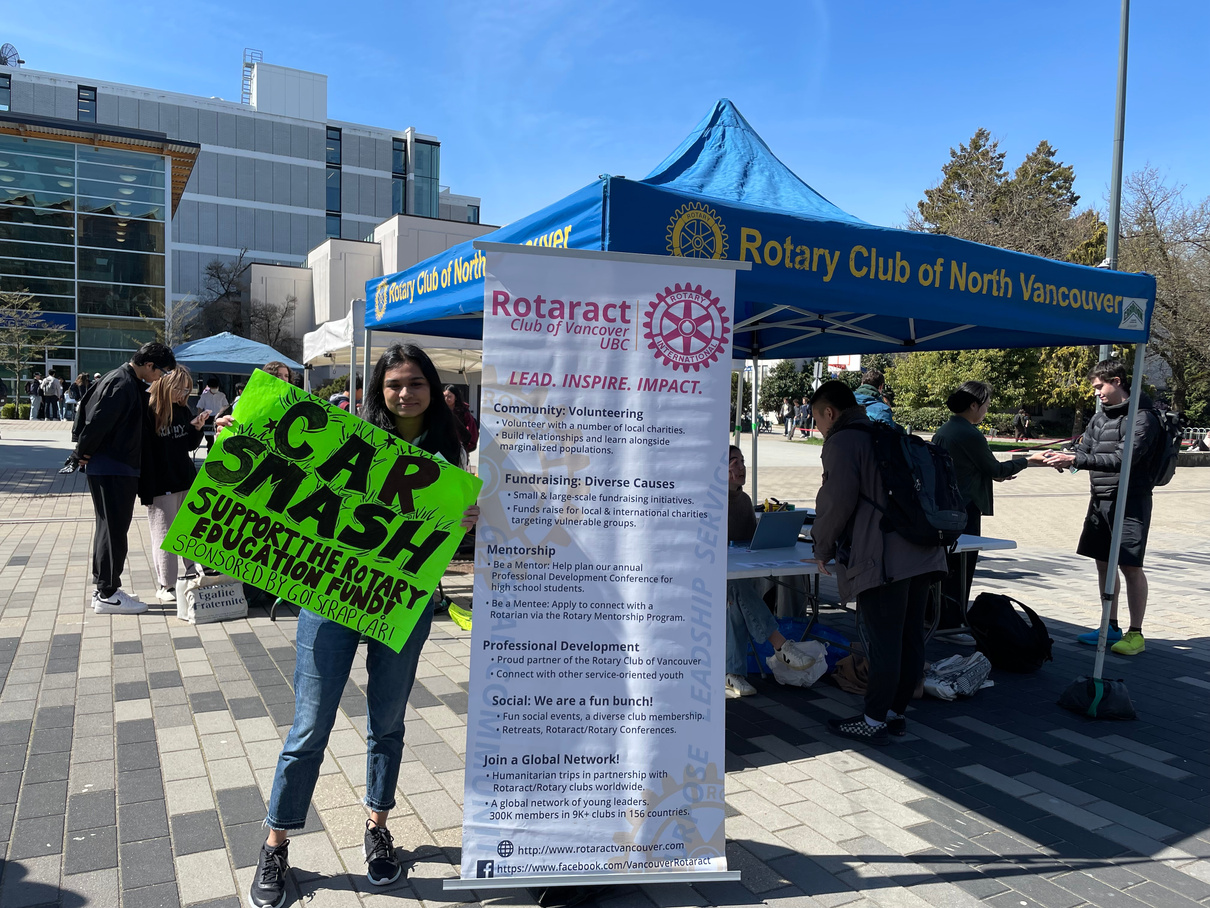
265, 598, 434, 830
725, 578, 778, 674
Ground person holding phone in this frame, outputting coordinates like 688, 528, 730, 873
140, 365, 207, 603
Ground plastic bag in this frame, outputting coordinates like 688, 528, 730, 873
765, 640, 828, 688
924, 652, 993, 701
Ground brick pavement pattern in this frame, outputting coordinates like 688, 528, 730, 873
0, 425, 1208, 908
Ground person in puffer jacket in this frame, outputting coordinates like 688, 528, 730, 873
1042, 359, 1161, 657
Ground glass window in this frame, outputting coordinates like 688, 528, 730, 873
77, 214, 163, 253
15, 293, 74, 313
77, 162, 166, 189
78, 146, 163, 171
1, 188, 73, 210
467, 205, 480, 224
79, 348, 130, 377
78, 180, 163, 206
325, 213, 340, 238
78, 197, 163, 221
412, 140, 439, 179
78, 86, 97, 123
392, 138, 405, 176
0, 206, 75, 229
0, 171, 75, 194
0, 222, 74, 245
0, 134, 76, 159
413, 177, 438, 219
78, 316, 156, 349
77, 248, 164, 286
0, 151, 74, 178
78, 283, 164, 318
326, 166, 340, 212
0, 257, 75, 280
0, 240, 74, 262
326, 127, 341, 166
391, 177, 404, 216
0, 275, 75, 297
0, 74, 10, 112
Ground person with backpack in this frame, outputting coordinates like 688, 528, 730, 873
1041, 359, 1162, 656
853, 369, 902, 432
808, 381, 947, 744
933, 382, 1035, 626
27, 373, 43, 420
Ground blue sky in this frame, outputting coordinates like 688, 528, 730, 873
5, 0, 1208, 228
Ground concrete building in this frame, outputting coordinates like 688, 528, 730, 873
0, 56, 484, 379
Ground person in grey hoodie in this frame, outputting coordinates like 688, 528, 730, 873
809, 380, 946, 745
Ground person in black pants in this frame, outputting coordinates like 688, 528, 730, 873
73, 343, 176, 615
808, 381, 947, 744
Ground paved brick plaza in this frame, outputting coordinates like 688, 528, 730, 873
1, 423, 1208, 908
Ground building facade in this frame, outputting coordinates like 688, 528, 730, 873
0, 58, 482, 380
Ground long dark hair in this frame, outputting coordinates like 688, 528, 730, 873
443, 383, 466, 409
362, 343, 462, 464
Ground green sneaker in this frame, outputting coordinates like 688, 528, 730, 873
1110, 630, 1145, 656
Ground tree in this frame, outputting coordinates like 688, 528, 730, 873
249, 294, 302, 362
730, 372, 752, 426
141, 295, 200, 349
1117, 168, 1210, 414
197, 250, 252, 338
913, 128, 1008, 238
757, 359, 809, 414
885, 348, 1042, 411
0, 289, 68, 388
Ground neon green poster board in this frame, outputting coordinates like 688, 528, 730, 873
162, 370, 482, 651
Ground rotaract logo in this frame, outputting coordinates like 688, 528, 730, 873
666, 202, 729, 259
643, 284, 729, 372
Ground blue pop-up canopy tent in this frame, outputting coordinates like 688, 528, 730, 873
171, 332, 304, 374
364, 99, 1158, 690
365, 99, 1155, 359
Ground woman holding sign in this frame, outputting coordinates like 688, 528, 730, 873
250, 343, 479, 908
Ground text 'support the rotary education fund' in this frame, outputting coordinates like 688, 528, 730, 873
462, 250, 735, 881
162, 370, 482, 652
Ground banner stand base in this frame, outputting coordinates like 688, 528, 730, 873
444, 871, 741, 890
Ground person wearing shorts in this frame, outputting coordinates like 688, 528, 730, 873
1043, 359, 1160, 656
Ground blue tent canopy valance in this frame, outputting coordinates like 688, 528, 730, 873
365, 99, 1155, 357
171, 332, 304, 375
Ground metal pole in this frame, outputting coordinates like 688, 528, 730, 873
732, 371, 741, 448
750, 354, 760, 506
1092, 340, 1147, 680
349, 341, 356, 416
1099, 0, 1131, 375
362, 328, 373, 417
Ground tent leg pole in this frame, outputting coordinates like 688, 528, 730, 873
362, 329, 373, 417
732, 371, 741, 449
1092, 340, 1147, 681
750, 354, 759, 506
349, 341, 356, 416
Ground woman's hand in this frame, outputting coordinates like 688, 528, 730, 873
460, 505, 481, 530
213, 414, 235, 435
190, 409, 211, 430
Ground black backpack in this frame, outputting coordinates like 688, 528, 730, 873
840, 422, 968, 547
966, 593, 1053, 672
1151, 409, 1184, 487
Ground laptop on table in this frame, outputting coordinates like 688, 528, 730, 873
745, 510, 809, 551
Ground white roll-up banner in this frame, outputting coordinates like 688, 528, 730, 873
457, 248, 737, 887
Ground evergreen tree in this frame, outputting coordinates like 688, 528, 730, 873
914, 128, 1007, 237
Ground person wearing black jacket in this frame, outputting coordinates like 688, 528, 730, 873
1042, 359, 1161, 656
73, 342, 176, 614
141, 365, 207, 603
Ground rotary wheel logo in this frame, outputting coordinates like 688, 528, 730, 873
643, 284, 729, 372
374, 282, 389, 321
666, 202, 728, 259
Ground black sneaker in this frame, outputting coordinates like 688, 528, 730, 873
886, 716, 907, 737
249, 839, 290, 908
828, 715, 890, 746
365, 821, 402, 886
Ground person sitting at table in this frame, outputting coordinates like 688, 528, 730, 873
725, 445, 816, 698
932, 381, 1035, 626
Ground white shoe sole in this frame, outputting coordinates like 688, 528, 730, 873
92, 599, 147, 615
